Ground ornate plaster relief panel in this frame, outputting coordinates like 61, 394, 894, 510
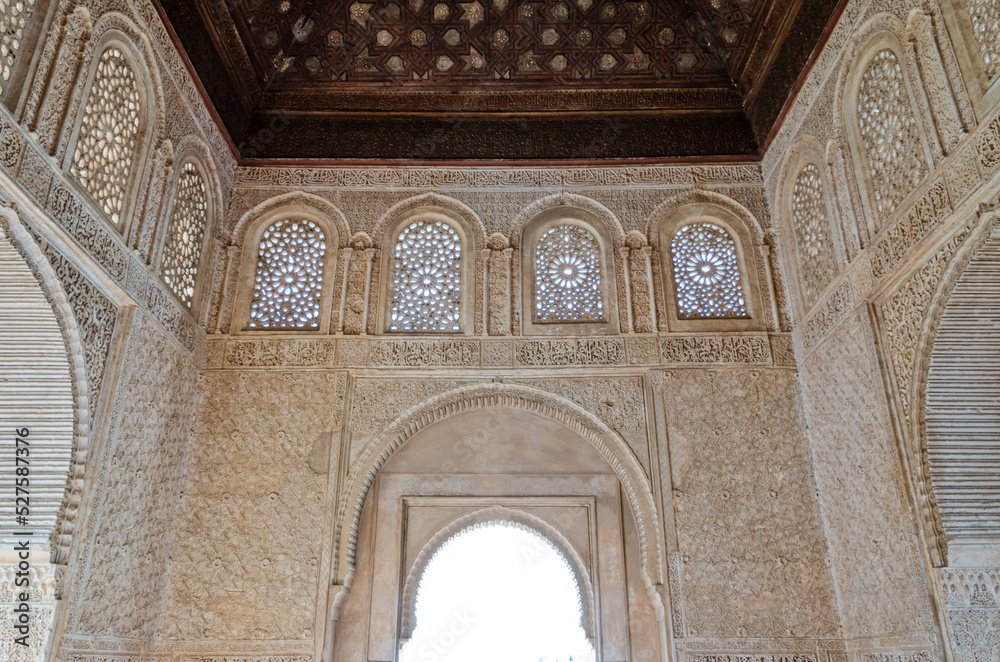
159, 370, 347, 643
653, 368, 837, 640
63, 313, 198, 652
800, 312, 930, 641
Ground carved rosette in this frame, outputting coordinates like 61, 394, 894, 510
626, 231, 654, 333
486, 233, 511, 336
35, 6, 92, 156
343, 233, 374, 336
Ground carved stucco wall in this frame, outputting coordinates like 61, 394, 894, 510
60, 313, 199, 658
800, 312, 930, 640
159, 370, 347, 644
654, 368, 838, 641
763, 0, 1000, 660
0, 0, 998, 660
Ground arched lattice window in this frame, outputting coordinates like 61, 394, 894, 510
534, 224, 604, 323
249, 218, 327, 329
0, 0, 37, 96
389, 219, 462, 332
856, 48, 927, 220
791, 164, 838, 307
160, 162, 208, 307
965, 0, 1000, 80
670, 223, 747, 319
69, 46, 142, 225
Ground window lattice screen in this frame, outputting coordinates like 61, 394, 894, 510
160, 163, 208, 307
249, 219, 327, 329
70, 47, 142, 225
965, 0, 1000, 79
670, 223, 747, 319
791, 164, 838, 308
389, 219, 462, 332
534, 224, 604, 323
857, 49, 927, 221
0, 0, 36, 96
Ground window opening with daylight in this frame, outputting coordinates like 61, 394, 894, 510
791, 164, 838, 307
400, 522, 595, 662
856, 48, 927, 221
0, 0, 37, 96
69, 46, 142, 225
670, 222, 748, 319
249, 218, 327, 329
160, 162, 208, 307
965, 0, 1000, 79
389, 219, 462, 332
534, 224, 604, 323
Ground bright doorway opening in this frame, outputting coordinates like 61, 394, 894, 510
400, 521, 596, 662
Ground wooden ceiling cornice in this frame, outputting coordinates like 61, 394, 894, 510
156, 0, 846, 161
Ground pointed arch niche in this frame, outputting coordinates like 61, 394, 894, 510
327, 383, 666, 662
841, 31, 933, 234
231, 204, 341, 333
376, 204, 480, 335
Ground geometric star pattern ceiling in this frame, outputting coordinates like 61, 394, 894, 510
156, 0, 848, 159
247, 0, 764, 91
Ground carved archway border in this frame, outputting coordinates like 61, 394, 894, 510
333, 383, 664, 591
834, 14, 938, 234
509, 193, 627, 334
833, 13, 911, 128
57, 10, 168, 194
911, 210, 1000, 566
398, 505, 597, 641
370, 192, 486, 247
0, 206, 91, 565
157, 134, 225, 321
509, 193, 626, 247
230, 190, 351, 248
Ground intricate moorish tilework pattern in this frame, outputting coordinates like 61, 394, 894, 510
160, 163, 209, 307
389, 219, 462, 332
250, 218, 327, 329
534, 224, 604, 323
857, 49, 928, 222
670, 223, 747, 318
791, 164, 838, 308
69, 47, 142, 225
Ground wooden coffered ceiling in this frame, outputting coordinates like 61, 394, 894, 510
156, 0, 846, 161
